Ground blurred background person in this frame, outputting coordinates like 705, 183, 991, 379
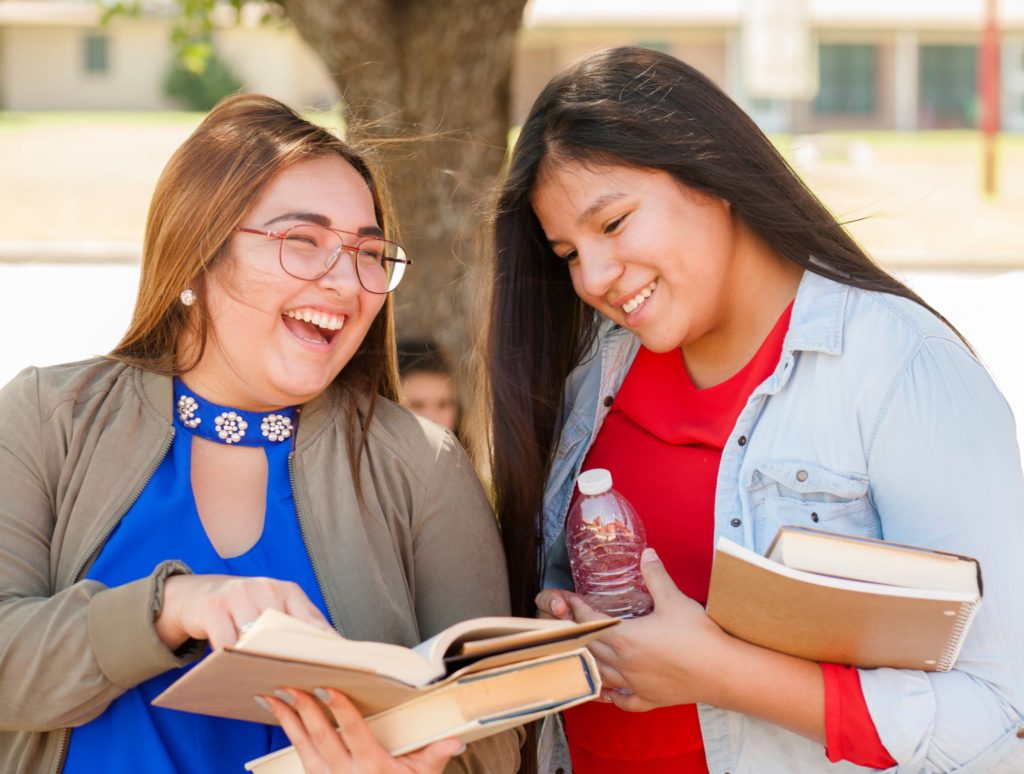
398, 339, 460, 434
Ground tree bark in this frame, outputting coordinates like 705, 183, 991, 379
282, 0, 528, 354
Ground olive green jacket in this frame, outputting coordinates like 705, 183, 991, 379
0, 358, 519, 773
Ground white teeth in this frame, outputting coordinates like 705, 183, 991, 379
621, 281, 657, 315
285, 308, 345, 332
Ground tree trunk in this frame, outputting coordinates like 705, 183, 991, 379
282, 0, 528, 355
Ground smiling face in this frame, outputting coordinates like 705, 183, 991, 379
531, 161, 741, 354
183, 155, 387, 410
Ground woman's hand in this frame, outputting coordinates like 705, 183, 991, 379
263, 688, 463, 774
534, 588, 575, 620
155, 574, 332, 650
558, 549, 737, 712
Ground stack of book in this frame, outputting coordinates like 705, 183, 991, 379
154, 609, 616, 772
706, 525, 982, 671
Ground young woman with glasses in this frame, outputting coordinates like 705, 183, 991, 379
484, 46, 1024, 773
0, 94, 519, 773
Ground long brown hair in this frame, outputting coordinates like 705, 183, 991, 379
111, 93, 401, 481
485, 46, 962, 618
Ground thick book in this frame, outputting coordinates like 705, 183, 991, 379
153, 610, 613, 759
243, 649, 598, 773
706, 527, 982, 672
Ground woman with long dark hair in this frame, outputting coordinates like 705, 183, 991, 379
485, 46, 1024, 772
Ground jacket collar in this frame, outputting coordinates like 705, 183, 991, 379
784, 269, 850, 357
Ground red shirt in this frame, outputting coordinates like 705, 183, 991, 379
562, 303, 895, 772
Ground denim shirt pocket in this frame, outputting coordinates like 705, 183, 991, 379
748, 461, 879, 553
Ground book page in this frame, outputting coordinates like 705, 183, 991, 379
411, 616, 615, 669
767, 526, 980, 593
232, 610, 439, 686
721, 539, 978, 602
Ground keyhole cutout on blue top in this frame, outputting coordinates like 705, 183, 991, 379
190, 435, 269, 559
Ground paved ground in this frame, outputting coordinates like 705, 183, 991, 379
789, 132, 1024, 268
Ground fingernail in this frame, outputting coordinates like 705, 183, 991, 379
313, 687, 331, 703
254, 695, 272, 713
641, 547, 659, 563
454, 743, 467, 755
274, 689, 295, 706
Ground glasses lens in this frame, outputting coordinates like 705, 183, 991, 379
355, 238, 407, 293
279, 224, 406, 292
279, 224, 340, 280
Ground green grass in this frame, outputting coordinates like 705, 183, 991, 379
0, 107, 347, 135
0, 111, 206, 131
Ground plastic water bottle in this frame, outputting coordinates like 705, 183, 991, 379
566, 468, 653, 618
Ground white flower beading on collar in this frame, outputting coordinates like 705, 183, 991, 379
173, 379, 297, 447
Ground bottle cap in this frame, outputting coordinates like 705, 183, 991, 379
577, 468, 613, 496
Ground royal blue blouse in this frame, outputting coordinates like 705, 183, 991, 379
64, 379, 329, 773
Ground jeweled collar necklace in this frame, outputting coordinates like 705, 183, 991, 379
173, 378, 297, 447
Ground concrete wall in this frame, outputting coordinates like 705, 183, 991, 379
512, 29, 729, 124
1, 21, 170, 110
217, 25, 338, 109
0, 17, 339, 111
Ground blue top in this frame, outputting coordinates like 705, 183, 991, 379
540, 271, 1024, 772
64, 380, 328, 774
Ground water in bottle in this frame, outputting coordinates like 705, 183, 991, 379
566, 468, 653, 618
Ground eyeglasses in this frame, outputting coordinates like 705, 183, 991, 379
234, 224, 411, 294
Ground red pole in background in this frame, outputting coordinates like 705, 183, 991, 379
980, 0, 1000, 196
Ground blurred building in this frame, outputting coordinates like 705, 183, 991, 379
515, 0, 1024, 133
1, 0, 1023, 133
0, 0, 337, 110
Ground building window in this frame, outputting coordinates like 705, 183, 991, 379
919, 45, 977, 129
814, 44, 877, 115
84, 34, 109, 74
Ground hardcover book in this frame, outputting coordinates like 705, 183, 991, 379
153, 609, 614, 763
706, 526, 981, 672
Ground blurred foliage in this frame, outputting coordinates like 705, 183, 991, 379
100, 1, 276, 110
99, 0, 282, 100
163, 37, 244, 110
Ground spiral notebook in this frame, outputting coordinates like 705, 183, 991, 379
706, 528, 982, 672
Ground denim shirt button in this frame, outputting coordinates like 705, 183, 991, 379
603, 395, 614, 408
796, 469, 808, 482
738, 435, 747, 446
730, 517, 742, 528
1017, 726, 1024, 739
811, 512, 820, 522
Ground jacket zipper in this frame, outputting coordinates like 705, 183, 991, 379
288, 451, 340, 633
50, 427, 175, 774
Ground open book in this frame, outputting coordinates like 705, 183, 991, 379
706, 527, 982, 672
153, 610, 614, 760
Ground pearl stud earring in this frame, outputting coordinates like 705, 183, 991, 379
180, 288, 197, 307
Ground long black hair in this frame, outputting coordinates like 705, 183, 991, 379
485, 45, 959, 618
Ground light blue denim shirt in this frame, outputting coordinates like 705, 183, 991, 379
539, 271, 1024, 773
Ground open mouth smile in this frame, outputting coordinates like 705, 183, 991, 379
282, 306, 346, 345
